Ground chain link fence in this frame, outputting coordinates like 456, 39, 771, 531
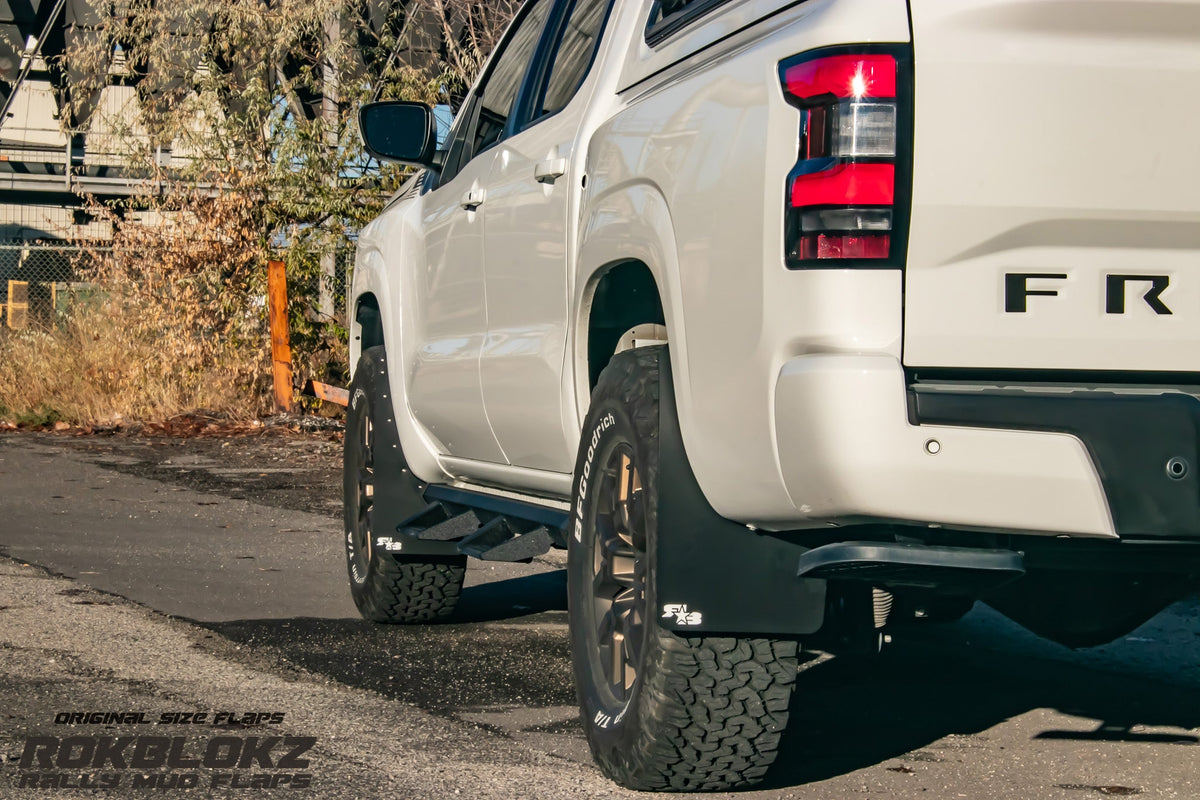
0, 241, 354, 332
280, 245, 355, 327
0, 244, 105, 329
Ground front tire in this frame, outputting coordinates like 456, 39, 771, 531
568, 347, 799, 791
344, 346, 465, 623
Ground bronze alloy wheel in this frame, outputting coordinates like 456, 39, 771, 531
570, 347, 800, 792
343, 346, 466, 623
587, 443, 648, 705
348, 407, 374, 583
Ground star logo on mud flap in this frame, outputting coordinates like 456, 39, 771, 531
662, 604, 702, 626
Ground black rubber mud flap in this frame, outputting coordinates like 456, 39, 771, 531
354, 374, 460, 559
654, 356, 826, 636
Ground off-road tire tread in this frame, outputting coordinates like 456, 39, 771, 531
346, 347, 465, 624
580, 348, 800, 792
357, 557, 465, 624
612, 635, 800, 791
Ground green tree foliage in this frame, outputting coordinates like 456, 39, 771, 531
50, 0, 517, 401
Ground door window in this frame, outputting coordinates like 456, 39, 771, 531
646, 0, 732, 45
436, 96, 479, 185
472, 0, 553, 156
538, 0, 611, 117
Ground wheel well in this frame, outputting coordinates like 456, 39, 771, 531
587, 261, 665, 389
355, 294, 384, 351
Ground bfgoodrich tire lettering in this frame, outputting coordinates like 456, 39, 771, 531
344, 346, 465, 623
568, 347, 799, 791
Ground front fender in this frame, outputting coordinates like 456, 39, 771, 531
351, 194, 448, 489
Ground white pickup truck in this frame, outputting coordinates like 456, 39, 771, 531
346, 0, 1200, 790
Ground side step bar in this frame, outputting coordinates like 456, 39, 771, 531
394, 484, 568, 563
796, 541, 1025, 592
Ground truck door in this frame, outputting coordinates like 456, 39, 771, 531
903, 0, 1200, 373
480, 0, 613, 473
408, 0, 555, 463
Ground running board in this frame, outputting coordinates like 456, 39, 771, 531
393, 484, 568, 562
796, 542, 1025, 592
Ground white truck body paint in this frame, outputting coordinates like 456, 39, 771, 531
351, 0, 1194, 537
903, 0, 1200, 371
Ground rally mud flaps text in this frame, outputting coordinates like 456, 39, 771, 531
15, 712, 316, 790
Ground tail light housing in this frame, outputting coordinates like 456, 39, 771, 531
780, 47, 911, 268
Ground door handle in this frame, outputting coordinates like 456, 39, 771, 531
534, 158, 567, 184
460, 189, 485, 210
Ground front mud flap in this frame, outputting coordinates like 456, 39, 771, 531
365, 389, 461, 560
655, 356, 826, 636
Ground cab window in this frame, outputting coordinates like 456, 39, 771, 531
537, 0, 611, 117
646, 0, 732, 45
472, 0, 554, 156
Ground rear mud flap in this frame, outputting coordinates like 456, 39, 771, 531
655, 356, 826, 636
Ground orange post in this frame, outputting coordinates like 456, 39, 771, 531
267, 260, 293, 413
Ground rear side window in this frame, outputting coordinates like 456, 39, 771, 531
539, 0, 611, 116
474, 0, 554, 154
646, 0, 732, 45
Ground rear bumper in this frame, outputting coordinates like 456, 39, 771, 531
914, 382, 1200, 539
772, 355, 1117, 537
657, 354, 1200, 637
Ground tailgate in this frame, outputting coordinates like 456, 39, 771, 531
903, 0, 1200, 373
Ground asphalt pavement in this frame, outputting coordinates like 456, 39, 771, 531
3, 434, 1200, 799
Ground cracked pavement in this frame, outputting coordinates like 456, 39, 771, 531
3, 432, 1200, 799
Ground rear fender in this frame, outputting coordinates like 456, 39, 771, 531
575, 181, 687, 425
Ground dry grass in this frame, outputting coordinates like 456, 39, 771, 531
0, 183, 275, 426
0, 297, 270, 425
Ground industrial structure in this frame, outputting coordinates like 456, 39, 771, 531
0, 0, 450, 240
1, 0, 111, 240
0, 0, 453, 326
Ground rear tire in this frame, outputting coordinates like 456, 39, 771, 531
568, 347, 799, 791
344, 346, 465, 623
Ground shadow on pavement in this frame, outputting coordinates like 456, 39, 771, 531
762, 636, 1200, 789
203, 570, 573, 714
454, 570, 568, 623
204, 569, 1200, 791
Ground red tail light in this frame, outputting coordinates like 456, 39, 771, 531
780, 47, 909, 268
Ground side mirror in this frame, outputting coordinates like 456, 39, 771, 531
359, 101, 437, 166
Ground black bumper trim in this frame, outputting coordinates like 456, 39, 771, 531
912, 387, 1200, 538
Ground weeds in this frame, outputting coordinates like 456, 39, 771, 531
0, 293, 270, 426
0, 182, 275, 426
0, 180, 349, 426
14, 404, 62, 428
0, 0, 521, 427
